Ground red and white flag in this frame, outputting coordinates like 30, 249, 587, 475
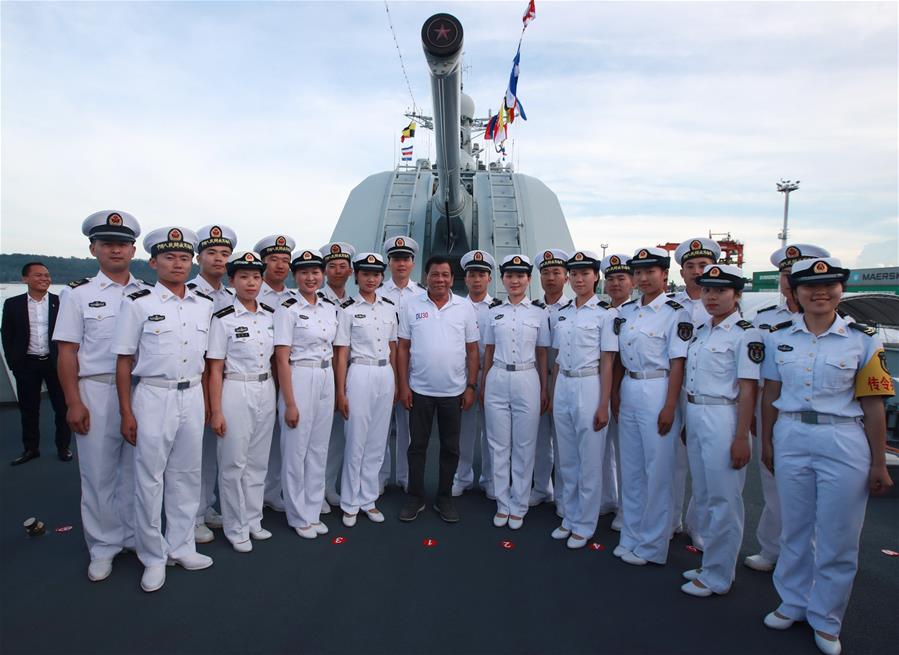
522, 0, 536, 28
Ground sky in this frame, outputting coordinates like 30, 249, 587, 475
1, 0, 897, 282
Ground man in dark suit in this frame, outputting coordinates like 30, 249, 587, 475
1, 262, 71, 465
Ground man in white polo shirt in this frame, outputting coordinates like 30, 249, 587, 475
396, 255, 480, 523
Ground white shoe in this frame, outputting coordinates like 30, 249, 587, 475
508, 516, 523, 530
814, 632, 842, 655
451, 485, 468, 497
167, 552, 213, 570
320, 499, 332, 515
295, 526, 317, 539
621, 551, 647, 566
566, 535, 588, 549
231, 539, 252, 553
204, 509, 223, 529
194, 523, 214, 544
87, 558, 113, 582
140, 565, 166, 593
493, 513, 509, 528
611, 514, 623, 532
264, 500, 285, 512
612, 545, 629, 558
528, 492, 553, 507
681, 580, 713, 597
745, 553, 776, 572
250, 528, 272, 541
364, 508, 385, 523
313, 522, 329, 535
688, 532, 705, 552
551, 526, 571, 540
763, 611, 795, 630
682, 568, 702, 581
325, 493, 341, 508
342, 513, 357, 527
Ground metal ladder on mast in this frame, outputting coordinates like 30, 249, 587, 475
380, 162, 423, 246
488, 171, 524, 296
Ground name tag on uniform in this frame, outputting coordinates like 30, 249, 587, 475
777, 344, 793, 352
88, 301, 106, 308
235, 326, 250, 338
557, 316, 567, 322
354, 314, 366, 319
148, 314, 165, 322
494, 314, 504, 320
299, 314, 309, 320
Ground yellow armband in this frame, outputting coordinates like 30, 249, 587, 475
855, 349, 895, 397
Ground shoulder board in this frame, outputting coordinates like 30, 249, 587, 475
340, 298, 355, 309
696, 324, 705, 331
532, 299, 546, 309
319, 296, 335, 305
193, 291, 213, 301
224, 287, 233, 295
186, 282, 197, 290
621, 299, 637, 307
598, 300, 610, 309
140, 279, 154, 287
666, 292, 677, 298
560, 300, 574, 310
127, 289, 151, 301
736, 319, 753, 330
489, 298, 502, 308
769, 320, 793, 333
381, 296, 395, 305
756, 305, 777, 314
260, 303, 275, 313
666, 299, 684, 310
849, 322, 877, 337
213, 306, 235, 319
281, 297, 297, 308
67, 277, 90, 289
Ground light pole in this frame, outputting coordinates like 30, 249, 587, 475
599, 244, 608, 295
776, 179, 800, 247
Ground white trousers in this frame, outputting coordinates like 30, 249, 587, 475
773, 415, 869, 636
279, 366, 335, 529
532, 410, 557, 500
618, 376, 682, 564
685, 402, 746, 594
753, 398, 781, 560
675, 391, 699, 537
196, 426, 218, 523
484, 368, 541, 517
216, 378, 276, 544
553, 374, 607, 538
132, 383, 204, 568
380, 402, 411, 490
325, 413, 345, 500
263, 421, 282, 508
455, 399, 489, 492
599, 419, 620, 514
76, 378, 136, 561
340, 365, 395, 514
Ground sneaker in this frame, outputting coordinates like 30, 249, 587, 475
433, 497, 460, 523
744, 553, 776, 572
204, 509, 223, 529
194, 523, 214, 544
399, 497, 425, 522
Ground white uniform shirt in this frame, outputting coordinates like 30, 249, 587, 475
272, 294, 338, 363
111, 283, 214, 380
26, 294, 50, 355
552, 296, 618, 371
669, 290, 710, 328
333, 294, 398, 359
685, 312, 763, 400
762, 314, 887, 418
468, 294, 494, 365
616, 293, 692, 372
321, 284, 349, 305
187, 274, 234, 312
381, 278, 425, 315
206, 299, 275, 375
398, 292, 479, 397
752, 302, 794, 332
484, 298, 551, 365
53, 272, 149, 376
259, 281, 296, 311
543, 294, 570, 373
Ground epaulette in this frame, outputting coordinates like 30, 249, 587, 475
756, 305, 777, 314
489, 298, 502, 308
224, 287, 234, 295
213, 306, 235, 319
769, 320, 792, 333
140, 279, 154, 287
186, 282, 197, 290
736, 319, 753, 330
381, 297, 395, 305
598, 300, 611, 309
849, 322, 877, 337
260, 303, 275, 313
340, 298, 355, 309
319, 296, 335, 305
532, 299, 546, 309
666, 299, 684, 310
281, 297, 298, 308
193, 290, 213, 302
127, 289, 151, 301
67, 278, 90, 289
621, 299, 637, 307
666, 292, 677, 298
560, 300, 574, 310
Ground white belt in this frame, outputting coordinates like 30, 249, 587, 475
781, 411, 859, 425
628, 370, 669, 380
494, 360, 536, 372
291, 360, 332, 369
80, 373, 115, 384
560, 366, 599, 378
225, 372, 271, 382
351, 357, 389, 367
139, 375, 202, 391
687, 393, 736, 406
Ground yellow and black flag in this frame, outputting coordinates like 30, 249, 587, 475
401, 121, 416, 143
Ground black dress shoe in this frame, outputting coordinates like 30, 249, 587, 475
11, 451, 40, 466
433, 497, 460, 523
58, 449, 73, 462
399, 497, 425, 522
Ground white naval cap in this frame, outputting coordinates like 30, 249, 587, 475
320, 241, 356, 264
383, 235, 419, 258
629, 246, 671, 268
226, 250, 265, 276
143, 226, 198, 257
499, 254, 533, 274
460, 249, 495, 273
601, 253, 633, 276
353, 252, 387, 272
566, 249, 601, 270
290, 248, 325, 271
196, 224, 237, 252
789, 257, 850, 286
535, 248, 569, 270
254, 234, 296, 259
696, 263, 747, 290
81, 210, 141, 243
674, 237, 721, 265
770, 243, 831, 271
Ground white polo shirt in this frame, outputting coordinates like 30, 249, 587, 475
398, 292, 479, 397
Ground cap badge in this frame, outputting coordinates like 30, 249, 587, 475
366, 254, 376, 264
168, 228, 182, 241
302, 251, 313, 260
544, 250, 554, 261
690, 240, 702, 250
574, 252, 585, 261
638, 249, 648, 259
813, 261, 828, 274
107, 212, 123, 226
330, 244, 341, 254
276, 236, 287, 247
395, 238, 405, 248
244, 252, 255, 262
474, 251, 484, 261
210, 226, 222, 238
512, 256, 522, 265
709, 267, 721, 277
786, 246, 800, 258
609, 255, 620, 266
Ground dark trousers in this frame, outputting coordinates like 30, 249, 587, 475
407, 391, 462, 500
12, 356, 70, 453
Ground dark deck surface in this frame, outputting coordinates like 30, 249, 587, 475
1, 400, 897, 655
